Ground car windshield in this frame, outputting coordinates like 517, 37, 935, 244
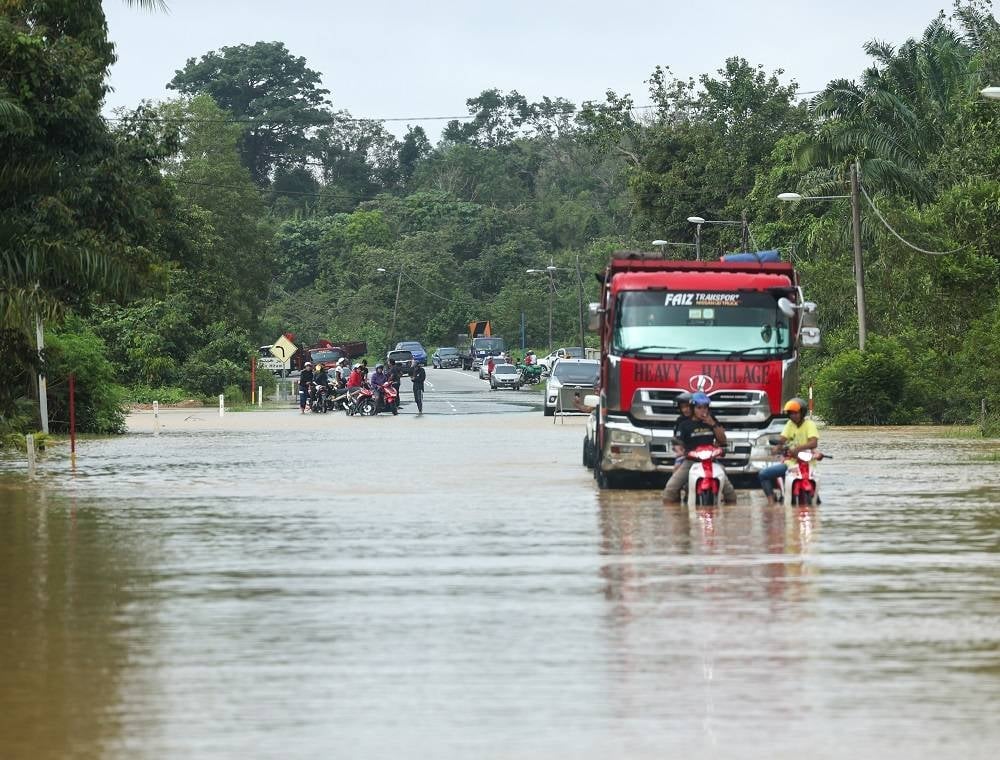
563, 347, 585, 357
553, 362, 600, 384
398, 342, 424, 351
438, 348, 458, 356
494, 365, 516, 374
472, 337, 505, 352
613, 291, 792, 357
310, 349, 345, 363
389, 352, 412, 361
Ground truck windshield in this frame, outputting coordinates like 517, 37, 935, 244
613, 291, 791, 357
472, 338, 505, 352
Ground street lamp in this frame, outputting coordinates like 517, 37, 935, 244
686, 215, 750, 259
377, 266, 403, 350
980, 86, 1000, 100
778, 159, 867, 351
652, 239, 698, 257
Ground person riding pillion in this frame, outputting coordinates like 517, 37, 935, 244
370, 363, 389, 408
662, 392, 736, 504
758, 398, 819, 505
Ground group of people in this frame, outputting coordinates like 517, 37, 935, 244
662, 391, 819, 505
297, 356, 427, 415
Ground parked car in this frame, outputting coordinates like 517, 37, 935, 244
387, 349, 414, 375
544, 358, 599, 417
395, 341, 427, 365
431, 346, 461, 369
489, 363, 521, 390
538, 346, 585, 374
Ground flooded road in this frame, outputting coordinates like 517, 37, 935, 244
2, 371, 999, 758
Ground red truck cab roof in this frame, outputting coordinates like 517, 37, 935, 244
606, 256, 797, 295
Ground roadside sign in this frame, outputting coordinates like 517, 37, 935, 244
257, 356, 287, 371
270, 335, 297, 362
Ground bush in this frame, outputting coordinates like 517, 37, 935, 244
46, 317, 128, 434
222, 383, 244, 404
177, 358, 246, 397
124, 386, 195, 405
814, 335, 927, 425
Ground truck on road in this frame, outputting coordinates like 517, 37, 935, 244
457, 321, 506, 371
588, 250, 819, 489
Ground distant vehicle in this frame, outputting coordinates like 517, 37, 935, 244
489, 363, 521, 391
538, 347, 585, 373
387, 349, 414, 374
431, 347, 461, 369
544, 358, 599, 417
292, 338, 368, 370
395, 340, 427, 365
464, 336, 506, 372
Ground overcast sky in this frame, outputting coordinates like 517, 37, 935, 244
103, 0, 963, 139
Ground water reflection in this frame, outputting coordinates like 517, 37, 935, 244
0, 483, 151, 760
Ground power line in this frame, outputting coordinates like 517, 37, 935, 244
860, 185, 967, 256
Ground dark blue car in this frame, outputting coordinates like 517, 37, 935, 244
395, 341, 427, 365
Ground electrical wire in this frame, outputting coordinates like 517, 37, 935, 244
860, 186, 967, 256
401, 268, 460, 302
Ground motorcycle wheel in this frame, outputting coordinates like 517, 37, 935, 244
358, 398, 376, 416
795, 490, 813, 506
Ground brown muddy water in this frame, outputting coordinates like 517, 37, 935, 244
1, 411, 999, 759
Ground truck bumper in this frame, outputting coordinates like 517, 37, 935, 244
599, 418, 787, 477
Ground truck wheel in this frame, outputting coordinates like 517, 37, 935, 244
595, 468, 629, 489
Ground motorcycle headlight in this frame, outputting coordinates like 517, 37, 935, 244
609, 429, 645, 445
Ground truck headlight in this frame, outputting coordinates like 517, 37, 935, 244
609, 429, 645, 445
751, 392, 770, 418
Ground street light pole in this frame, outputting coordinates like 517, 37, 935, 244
777, 166, 868, 351
378, 266, 404, 349
575, 252, 585, 352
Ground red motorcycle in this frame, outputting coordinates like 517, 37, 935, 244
375, 381, 399, 415
685, 445, 732, 508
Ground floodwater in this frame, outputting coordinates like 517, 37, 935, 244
2, 407, 999, 759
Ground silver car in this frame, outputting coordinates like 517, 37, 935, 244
543, 358, 599, 417
489, 363, 521, 390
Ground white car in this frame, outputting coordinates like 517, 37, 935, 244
544, 358, 599, 416
489, 363, 521, 390
538, 347, 585, 374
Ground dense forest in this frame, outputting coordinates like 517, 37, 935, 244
2, 0, 999, 434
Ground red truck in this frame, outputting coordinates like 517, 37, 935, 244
588, 251, 819, 489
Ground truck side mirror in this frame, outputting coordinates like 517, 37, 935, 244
583, 394, 599, 408
800, 326, 821, 347
777, 297, 797, 318
587, 302, 602, 331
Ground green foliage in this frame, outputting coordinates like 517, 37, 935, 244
814, 335, 929, 424
45, 317, 127, 434
167, 42, 330, 185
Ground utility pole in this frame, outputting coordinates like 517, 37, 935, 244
389, 267, 402, 349
575, 252, 585, 351
740, 210, 749, 252
849, 161, 868, 351
36, 316, 49, 434
547, 271, 554, 353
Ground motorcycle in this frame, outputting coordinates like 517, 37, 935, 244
517, 363, 544, 385
768, 439, 828, 506
685, 444, 731, 508
374, 381, 399, 415
310, 382, 330, 413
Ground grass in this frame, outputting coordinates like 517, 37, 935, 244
934, 424, 1000, 440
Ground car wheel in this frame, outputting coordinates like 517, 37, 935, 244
543, 405, 554, 417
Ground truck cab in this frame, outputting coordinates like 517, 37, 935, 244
590, 252, 818, 488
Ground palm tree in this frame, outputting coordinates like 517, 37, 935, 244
801, 13, 991, 202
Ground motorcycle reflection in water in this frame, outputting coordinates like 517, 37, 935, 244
595, 490, 821, 735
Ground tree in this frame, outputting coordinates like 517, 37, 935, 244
168, 41, 331, 185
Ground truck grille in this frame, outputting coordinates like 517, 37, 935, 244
631, 388, 770, 431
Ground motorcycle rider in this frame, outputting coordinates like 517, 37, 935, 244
334, 357, 348, 387
759, 398, 819, 505
313, 364, 330, 409
298, 361, 314, 414
388, 359, 404, 396
662, 392, 736, 504
672, 391, 694, 465
370, 363, 389, 411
